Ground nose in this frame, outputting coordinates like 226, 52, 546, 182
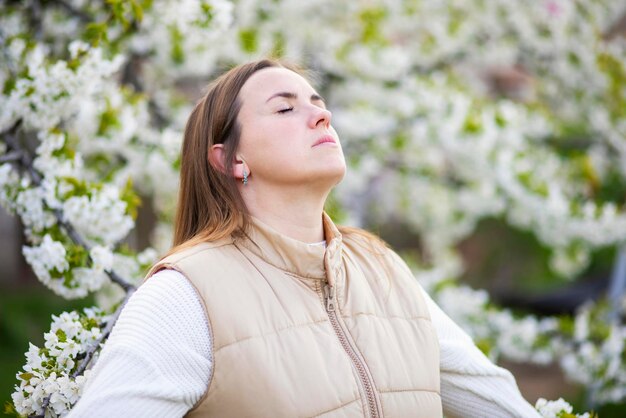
309, 106, 332, 129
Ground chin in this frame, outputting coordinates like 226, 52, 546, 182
321, 162, 347, 186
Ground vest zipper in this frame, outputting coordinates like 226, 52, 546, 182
323, 284, 381, 418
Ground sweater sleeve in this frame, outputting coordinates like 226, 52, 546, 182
68, 269, 212, 418
418, 286, 542, 418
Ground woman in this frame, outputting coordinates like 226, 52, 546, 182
69, 59, 541, 417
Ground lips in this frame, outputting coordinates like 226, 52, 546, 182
312, 135, 337, 147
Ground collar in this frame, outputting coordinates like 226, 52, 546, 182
236, 212, 343, 282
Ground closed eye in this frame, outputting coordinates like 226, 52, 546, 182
277, 107, 294, 114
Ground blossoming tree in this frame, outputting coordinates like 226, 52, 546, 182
1, 0, 624, 416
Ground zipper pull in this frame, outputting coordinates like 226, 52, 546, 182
324, 284, 336, 312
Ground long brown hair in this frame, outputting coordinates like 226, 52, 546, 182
172, 59, 286, 251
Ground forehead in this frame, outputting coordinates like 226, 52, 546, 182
239, 67, 315, 102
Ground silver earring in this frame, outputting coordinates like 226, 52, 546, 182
242, 168, 248, 185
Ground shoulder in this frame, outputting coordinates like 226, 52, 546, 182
105, 268, 211, 355
136, 269, 207, 318
164, 238, 235, 264
146, 238, 235, 279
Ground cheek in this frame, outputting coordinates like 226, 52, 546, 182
239, 134, 294, 170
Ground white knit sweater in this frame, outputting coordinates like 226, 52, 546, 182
68, 269, 541, 418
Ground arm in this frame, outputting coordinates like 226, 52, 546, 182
418, 286, 541, 418
68, 269, 212, 418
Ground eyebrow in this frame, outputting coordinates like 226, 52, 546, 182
265, 92, 325, 103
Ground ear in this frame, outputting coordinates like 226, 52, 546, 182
208, 143, 228, 174
208, 144, 248, 181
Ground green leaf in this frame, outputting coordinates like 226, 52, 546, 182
391, 134, 407, 150
432, 278, 457, 293
55, 329, 67, 343
67, 243, 89, 267
558, 316, 574, 337
359, 7, 388, 45
63, 271, 78, 289
59, 177, 90, 198
2, 77, 16, 95
517, 171, 548, 197
107, 0, 128, 27
80, 316, 100, 331
239, 28, 258, 54
474, 338, 492, 357
271, 32, 285, 58
120, 178, 141, 219
18, 372, 33, 381
130, 0, 144, 23
169, 25, 185, 64
98, 100, 121, 135
24, 86, 35, 97
83, 22, 109, 45
462, 110, 483, 134
195, 1, 214, 27
3, 401, 20, 417
494, 110, 507, 127
49, 267, 65, 280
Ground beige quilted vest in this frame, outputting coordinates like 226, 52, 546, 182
147, 214, 442, 418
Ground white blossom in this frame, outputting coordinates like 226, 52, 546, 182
89, 246, 114, 273
22, 234, 69, 283
12, 308, 107, 417
137, 247, 158, 266
535, 397, 574, 418
62, 185, 133, 246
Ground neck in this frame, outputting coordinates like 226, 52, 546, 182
242, 183, 328, 243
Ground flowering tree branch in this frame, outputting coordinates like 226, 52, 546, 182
0, 150, 23, 163
2, 121, 136, 292
73, 290, 135, 378
27, 289, 136, 418
3, 117, 138, 417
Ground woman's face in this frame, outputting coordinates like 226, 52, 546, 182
236, 67, 346, 190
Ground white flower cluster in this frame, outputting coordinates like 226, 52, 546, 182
22, 234, 69, 287
15, 184, 57, 237
0, 163, 20, 208
433, 278, 559, 365
331, 74, 626, 278
12, 308, 109, 417
33, 131, 83, 184
560, 307, 626, 404
90, 245, 114, 272
0, 157, 60, 237
68, 85, 181, 217
1, 141, 135, 299
419, 269, 626, 405
62, 185, 134, 247
1, 40, 123, 132
0, 164, 59, 240
22, 234, 109, 299
535, 397, 591, 418
128, 0, 234, 79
